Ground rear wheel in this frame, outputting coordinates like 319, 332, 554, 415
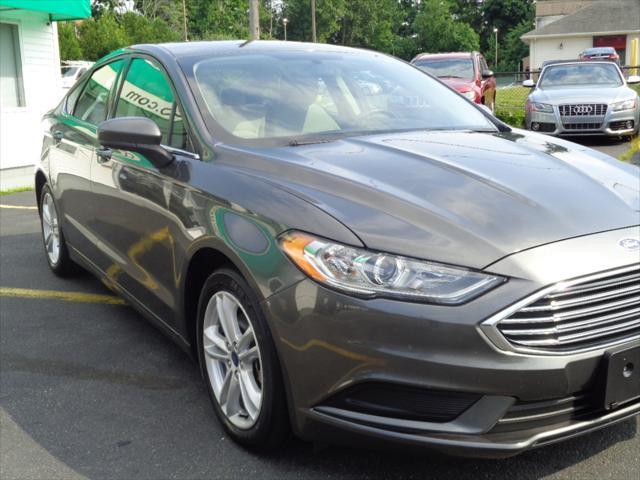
39, 185, 77, 276
197, 268, 289, 450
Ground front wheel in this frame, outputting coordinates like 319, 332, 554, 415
197, 268, 289, 450
39, 184, 77, 276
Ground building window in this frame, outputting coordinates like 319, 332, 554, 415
0, 22, 25, 107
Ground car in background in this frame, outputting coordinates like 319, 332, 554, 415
61, 61, 92, 89
580, 47, 621, 66
411, 52, 497, 111
523, 61, 640, 138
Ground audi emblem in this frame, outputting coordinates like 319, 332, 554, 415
572, 105, 593, 114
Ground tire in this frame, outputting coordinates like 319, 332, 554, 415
39, 184, 77, 276
489, 93, 496, 113
197, 268, 289, 450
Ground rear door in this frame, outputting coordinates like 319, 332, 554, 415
47, 59, 126, 257
90, 55, 200, 329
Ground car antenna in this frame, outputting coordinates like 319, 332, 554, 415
240, 39, 254, 48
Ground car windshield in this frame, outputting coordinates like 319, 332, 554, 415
539, 63, 622, 88
413, 58, 474, 80
192, 51, 494, 144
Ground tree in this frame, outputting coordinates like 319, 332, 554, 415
58, 22, 83, 60
500, 19, 534, 71
120, 11, 180, 45
482, 0, 534, 35
412, 0, 480, 53
77, 13, 129, 60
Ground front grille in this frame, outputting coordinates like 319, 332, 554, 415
495, 265, 640, 352
491, 393, 596, 433
562, 122, 602, 131
559, 104, 607, 116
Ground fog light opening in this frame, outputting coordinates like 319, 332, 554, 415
532, 122, 540, 131
627, 121, 633, 129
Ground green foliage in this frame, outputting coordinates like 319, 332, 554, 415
58, 0, 536, 72
412, 0, 480, 53
77, 13, 129, 61
58, 23, 83, 60
495, 109, 525, 128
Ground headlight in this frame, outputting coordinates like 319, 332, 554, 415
528, 102, 553, 113
462, 90, 477, 101
280, 231, 505, 304
612, 99, 636, 112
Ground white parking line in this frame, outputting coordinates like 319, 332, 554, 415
0, 205, 38, 210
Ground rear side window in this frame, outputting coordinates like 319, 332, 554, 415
114, 57, 187, 149
73, 60, 124, 125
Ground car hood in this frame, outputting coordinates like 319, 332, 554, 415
529, 86, 633, 104
229, 130, 640, 269
438, 77, 476, 92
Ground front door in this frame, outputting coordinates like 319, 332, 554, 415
90, 56, 199, 331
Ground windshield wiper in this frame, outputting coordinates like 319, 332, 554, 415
288, 137, 338, 146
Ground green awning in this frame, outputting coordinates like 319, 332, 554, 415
0, 0, 91, 21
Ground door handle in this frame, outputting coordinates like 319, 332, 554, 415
96, 147, 112, 164
52, 130, 63, 143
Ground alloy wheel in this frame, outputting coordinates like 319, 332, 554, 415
202, 291, 263, 429
41, 192, 61, 265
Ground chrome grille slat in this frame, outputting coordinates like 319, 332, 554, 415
511, 318, 640, 347
520, 284, 640, 312
501, 308, 640, 335
495, 265, 640, 352
548, 272, 640, 298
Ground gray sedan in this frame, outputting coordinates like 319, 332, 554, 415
524, 61, 640, 137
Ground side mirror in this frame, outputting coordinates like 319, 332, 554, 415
522, 79, 535, 88
627, 75, 640, 84
481, 69, 494, 79
98, 117, 173, 168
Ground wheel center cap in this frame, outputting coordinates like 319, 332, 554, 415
231, 351, 239, 367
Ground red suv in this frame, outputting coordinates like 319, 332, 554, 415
411, 52, 497, 111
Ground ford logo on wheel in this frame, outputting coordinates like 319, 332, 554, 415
572, 105, 593, 114
618, 237, 640, 251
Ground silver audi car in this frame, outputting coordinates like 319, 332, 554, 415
524, 61, 640, 137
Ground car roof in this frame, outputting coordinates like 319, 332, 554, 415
130, 40, 376, 58
412, 52, 476, 61
582, 47, 616, 53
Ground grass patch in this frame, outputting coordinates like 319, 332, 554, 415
619, 136, 640, 162
496, 86, 530, 110
0, 186, 33, 196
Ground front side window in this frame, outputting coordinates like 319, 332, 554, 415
74, 60, 125, 124
0, 23, 25, 107
539, 63, 623, 88
193, 52, 494, 144
114, 58, 187, 149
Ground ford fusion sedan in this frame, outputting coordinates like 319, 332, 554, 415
37, 41, 639, 458
523, 61, 640, 137
411, 52, 496, 111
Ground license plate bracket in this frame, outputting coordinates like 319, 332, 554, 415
603, 345, 640, 410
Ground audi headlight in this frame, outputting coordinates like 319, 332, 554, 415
612, 99, 636, 112
462, 90, 477, 101
280, 232, 505, 304
528, 102, 553, 113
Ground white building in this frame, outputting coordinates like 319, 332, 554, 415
0, 1, 90, 190
522, 0, 640, 70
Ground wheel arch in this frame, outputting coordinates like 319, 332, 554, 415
34, 170, 48, 213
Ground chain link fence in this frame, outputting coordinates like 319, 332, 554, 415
493, 66, 640, 128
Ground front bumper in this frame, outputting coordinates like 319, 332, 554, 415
525, 106, 639, 137
264, 226, 640, 457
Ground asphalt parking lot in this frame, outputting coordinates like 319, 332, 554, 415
1, 140, 639, 480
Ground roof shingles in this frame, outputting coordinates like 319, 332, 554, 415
522, 0, 640, 39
